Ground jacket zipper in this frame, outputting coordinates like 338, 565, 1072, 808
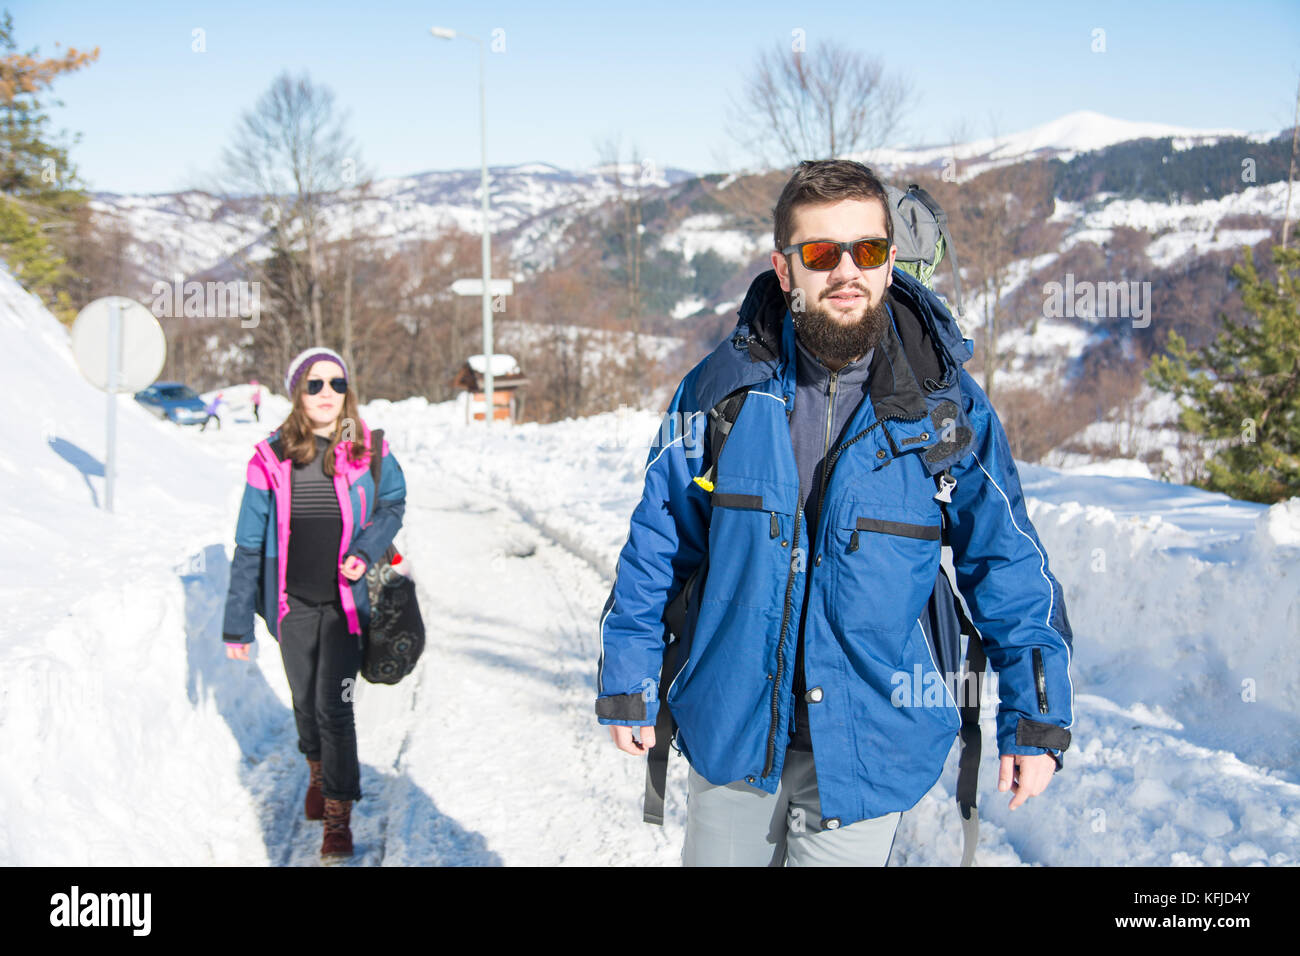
763, 497, 802, 779
793, 369, 837, 742
818, 370, 839, 509
760, 406, 926, 780
1033, 647, 1048, 714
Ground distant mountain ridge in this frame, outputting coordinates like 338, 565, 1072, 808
867, 109, 1277, 179
89, 111, 1286, 284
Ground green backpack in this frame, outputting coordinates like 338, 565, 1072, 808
885, 182, 966, 318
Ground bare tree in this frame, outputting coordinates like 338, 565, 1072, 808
730, 40, 911, 168
595, 136, 648, 320
939, 160, 1055, 400
595, 135, 658, 403
219, 71, 359, 357
333, 170, 374, 383
350, 228, 491, 403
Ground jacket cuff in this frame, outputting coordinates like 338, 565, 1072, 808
223, 633, 252, 645
1015, 717, 1071, 752
595, 692, 653, 723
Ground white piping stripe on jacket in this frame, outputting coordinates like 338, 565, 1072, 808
643, 432, 687, 474
597, 596, 615, 693
665, 651, 687, 705
971, 451, 1075, 728
610, 401, 705, 699
916, 617, 960, 713
748, 390, 786, 404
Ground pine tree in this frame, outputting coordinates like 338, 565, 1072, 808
0, 10, 98, 319
1146, 245, 1300, 503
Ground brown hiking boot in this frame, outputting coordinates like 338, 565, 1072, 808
304, 758, 324, 821
321, 798, 353, 864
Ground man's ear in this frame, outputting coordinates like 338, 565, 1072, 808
884, 244, 898, 287
772, 250, 791, 292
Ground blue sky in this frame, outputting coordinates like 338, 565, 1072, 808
12, 0, 1300, 194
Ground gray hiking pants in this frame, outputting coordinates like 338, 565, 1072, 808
681, 748, 901, 866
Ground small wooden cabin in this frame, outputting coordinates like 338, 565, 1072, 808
451, 353, 529, 423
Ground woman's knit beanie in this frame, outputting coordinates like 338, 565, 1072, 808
284, 347, 348, 395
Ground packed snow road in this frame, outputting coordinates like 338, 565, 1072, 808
335, 464, 687, 866
192, 442, 690, 867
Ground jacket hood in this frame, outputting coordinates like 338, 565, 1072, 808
695, 268, 976, 475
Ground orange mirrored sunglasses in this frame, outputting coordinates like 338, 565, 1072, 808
782, 237, 890, 271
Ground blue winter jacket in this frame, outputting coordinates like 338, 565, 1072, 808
222, 419, 407, 645
595, 269, 1075, 826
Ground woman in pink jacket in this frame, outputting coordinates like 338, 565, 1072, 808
221, 348, 407, 864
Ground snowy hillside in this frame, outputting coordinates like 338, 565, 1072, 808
3, 263, 1297, 866
91, 161, 695, 283
925, 178, 1291, 396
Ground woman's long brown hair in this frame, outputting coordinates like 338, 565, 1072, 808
279, 367, 367, 476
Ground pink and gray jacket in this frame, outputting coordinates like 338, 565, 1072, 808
221, 420, 407, 645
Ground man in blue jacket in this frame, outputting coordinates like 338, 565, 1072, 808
595, 159, 1074, 866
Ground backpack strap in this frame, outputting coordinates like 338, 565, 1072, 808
369, 429, 384, 486
643, 620, 685, 825
935, 468, 987, 866
365, 429, 399, 566
906, 184, 966, 318
645, 388, 750, 824
693, 388, 750, 492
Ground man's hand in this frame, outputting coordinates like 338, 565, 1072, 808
609, 725, 656, 755
340, 554, 367, 581
225, 643, 251, 661
998, 753, 1056, 810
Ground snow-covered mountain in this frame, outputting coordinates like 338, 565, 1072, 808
867, 109, 1274, 179
90, 111, 1280, 284
4, 259, 1297, 866
90, 161, 695, 281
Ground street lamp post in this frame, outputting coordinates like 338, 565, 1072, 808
431, 25, 494, 424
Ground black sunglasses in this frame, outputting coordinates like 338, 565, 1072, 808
782, 237, 890, 271
305, 377, 348, 396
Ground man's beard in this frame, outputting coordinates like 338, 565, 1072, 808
791, 283, 891, 366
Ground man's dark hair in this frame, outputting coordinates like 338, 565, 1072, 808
773, 159, 893, 253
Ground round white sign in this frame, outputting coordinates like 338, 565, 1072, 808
71, 296, 167, 393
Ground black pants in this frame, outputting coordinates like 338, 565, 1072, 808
278, 592, 363, 801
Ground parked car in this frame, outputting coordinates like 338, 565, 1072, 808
134, 382, 209, 425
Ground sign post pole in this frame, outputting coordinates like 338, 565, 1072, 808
105, 299, 120, 513
450, 278, 516, 423
71, 295, 167, 514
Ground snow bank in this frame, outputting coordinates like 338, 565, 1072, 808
0, 265, 287, 864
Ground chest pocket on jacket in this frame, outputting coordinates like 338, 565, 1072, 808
829, 503, 943, 661
705, 487, 796, 611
